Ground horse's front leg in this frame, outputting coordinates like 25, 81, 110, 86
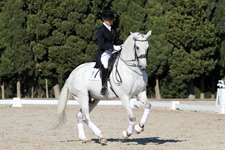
135, 90, 151, 134
120, 96, 136, 139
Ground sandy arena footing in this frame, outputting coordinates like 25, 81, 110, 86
0, 103, 224, 150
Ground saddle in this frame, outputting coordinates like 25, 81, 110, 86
107, 51, 120, 77
89, 51, 120, 81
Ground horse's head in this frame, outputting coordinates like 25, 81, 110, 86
130, 30, 152, 70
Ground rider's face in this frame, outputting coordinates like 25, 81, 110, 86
103, 19, 112, 26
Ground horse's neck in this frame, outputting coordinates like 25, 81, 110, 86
120, 36, 135, 60
116, 35, 143, 76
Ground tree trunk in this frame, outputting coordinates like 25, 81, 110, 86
38, 86, 42, 98
200, 76, 205, 99
211, 78, 215, 99
17, 81, 21, 98
53, 84, 60, 99
45, 79, 49, 98
31, 86, 34, 98
154, 78, 161, 99
188, 80, 195, 99
1, 82, 5, 99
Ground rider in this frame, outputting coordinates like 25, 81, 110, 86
94, 10, 123, 96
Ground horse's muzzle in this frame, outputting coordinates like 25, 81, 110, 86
139, 65, 147, 70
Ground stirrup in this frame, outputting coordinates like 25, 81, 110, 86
100, 86, 107, 96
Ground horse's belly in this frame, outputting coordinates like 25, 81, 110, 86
88, 81, 118, 100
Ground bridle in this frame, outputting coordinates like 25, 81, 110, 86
134, 39, 148, 61
119, 39, 148, 67
113, 39, 148, 86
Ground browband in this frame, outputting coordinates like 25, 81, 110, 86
135, 39, 147, 42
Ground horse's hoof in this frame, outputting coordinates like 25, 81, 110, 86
82, 138, 92, 143
122, 130, 131, 139
134, 124, 144, 134
99, 137, 107, 145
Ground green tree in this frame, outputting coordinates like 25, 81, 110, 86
112, 0, 147, 41
0, 0, 9, 98
47, 0, 101, 86
27, 0, 61, 97
0, 0, 33, 98
161, 72, 188, 98
214, 0, 225, 79
24, 0, 111, 98
144, 0, 173, 98
166, 0, 217, 99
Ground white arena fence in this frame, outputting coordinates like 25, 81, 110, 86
0, 98, 224, 114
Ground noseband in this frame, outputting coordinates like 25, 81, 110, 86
134, 39, 148, 60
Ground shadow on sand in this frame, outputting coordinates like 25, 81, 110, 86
92, 137, 183, 145
59, 137, 184, 145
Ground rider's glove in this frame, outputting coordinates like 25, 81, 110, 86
113, 45, 122, 51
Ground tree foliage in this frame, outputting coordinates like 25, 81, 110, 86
0, 0, 224, 98
167, 0, 217, 81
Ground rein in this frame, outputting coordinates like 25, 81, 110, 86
112, 39, 148, 86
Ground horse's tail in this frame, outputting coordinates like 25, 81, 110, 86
52, 79, 69, 129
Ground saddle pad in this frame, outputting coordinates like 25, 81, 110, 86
89, 68, 101, 81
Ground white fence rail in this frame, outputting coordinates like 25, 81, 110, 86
0, 98, 224, 114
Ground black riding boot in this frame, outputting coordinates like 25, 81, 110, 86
100, 67, 108, 96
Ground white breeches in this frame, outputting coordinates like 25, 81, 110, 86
101, 50, 116, 68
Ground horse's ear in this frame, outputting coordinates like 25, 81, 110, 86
145, 30, 152, 40
130, 32, 136, 40
130, 32, 134, 37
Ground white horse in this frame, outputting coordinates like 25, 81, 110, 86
54, 30, 152, 144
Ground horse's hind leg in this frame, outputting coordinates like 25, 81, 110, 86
76, 95, 106, 144
76, 98, 100, 142
135, 90, 151, 134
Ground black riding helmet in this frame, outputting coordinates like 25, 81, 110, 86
101, 10, 114, 20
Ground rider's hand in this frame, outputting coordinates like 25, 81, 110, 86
113, 45, 122, 51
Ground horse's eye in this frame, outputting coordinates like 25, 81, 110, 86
137, 46, 139, 50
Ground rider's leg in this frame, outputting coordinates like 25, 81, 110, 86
100, 50, 112, 96
100, 66, 108, 96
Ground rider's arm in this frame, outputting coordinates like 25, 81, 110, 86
114, 33, 123, 45
112, 27, 123, 45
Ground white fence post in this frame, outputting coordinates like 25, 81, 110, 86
216, 88, 225, 106
12, 97, 22, 107
170, 101, 181, 110
218, 105, 225, 114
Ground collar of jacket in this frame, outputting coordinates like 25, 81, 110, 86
103, 22, 111, 31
